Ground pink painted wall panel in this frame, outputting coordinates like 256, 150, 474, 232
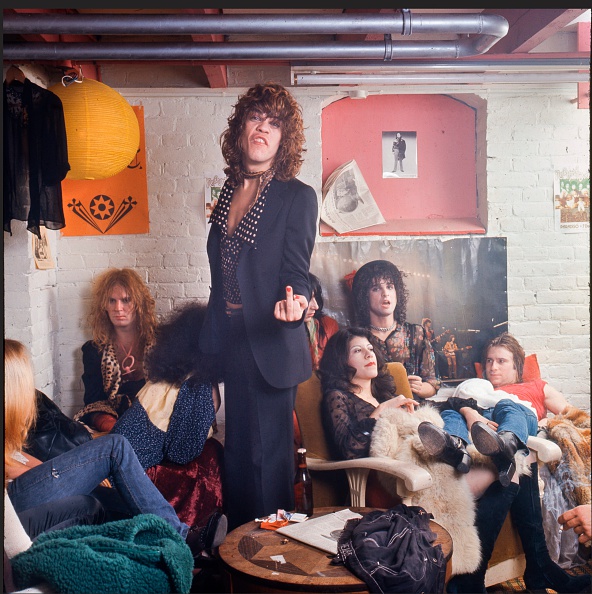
321, 94, 477, 221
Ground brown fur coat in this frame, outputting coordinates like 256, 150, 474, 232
547, 404, 591, 506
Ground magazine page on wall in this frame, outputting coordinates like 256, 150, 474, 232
553, 170, 589, 234
321, 159, 386, 234
309, 237, 508, 385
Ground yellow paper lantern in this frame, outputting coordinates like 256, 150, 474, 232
49, 78, 140, 180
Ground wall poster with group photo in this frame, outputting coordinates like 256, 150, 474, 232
204, 171, 226, 230
553, 169, 589, 233
310, 237, 508, 383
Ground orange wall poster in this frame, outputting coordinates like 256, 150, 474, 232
60, 105, 149, 236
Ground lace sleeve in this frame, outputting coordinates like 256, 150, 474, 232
322, 389, 377, 460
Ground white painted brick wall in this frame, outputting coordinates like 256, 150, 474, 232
485, 92, 590, 412
4, 223, 60, 401
3, 86, 589, 418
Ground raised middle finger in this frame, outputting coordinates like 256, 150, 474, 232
284, 286, 294, 318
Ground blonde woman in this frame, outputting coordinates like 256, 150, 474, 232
4, 339, 226, 556
74, 268, 157, 432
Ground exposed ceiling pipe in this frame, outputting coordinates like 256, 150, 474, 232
3, 11, 509, 62
3, 12, 508, 38
3, 41, 506, 62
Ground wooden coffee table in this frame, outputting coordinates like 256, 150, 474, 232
219, 507, 453, 593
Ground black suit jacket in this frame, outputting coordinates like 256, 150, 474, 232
200, 177, 318, 389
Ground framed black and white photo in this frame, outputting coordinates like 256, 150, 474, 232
382, 131, 417, 179
32, 227, 55, 270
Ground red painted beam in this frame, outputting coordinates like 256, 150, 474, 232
201, 64, 227, 88
183, 7, 227, 87
577, 21, 590, 109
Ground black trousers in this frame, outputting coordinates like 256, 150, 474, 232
446, 481, 519, 593
223, 311, 296, 530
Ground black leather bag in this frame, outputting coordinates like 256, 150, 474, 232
24, 390, 92, 462
337, 504, 446, 594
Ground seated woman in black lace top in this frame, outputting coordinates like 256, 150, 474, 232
318, 326, 418, 460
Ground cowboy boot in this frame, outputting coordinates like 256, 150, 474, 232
471, 422, 521, 487
186, 511, 228, 565
512, 463, 591, 593
418, 421, 472, 474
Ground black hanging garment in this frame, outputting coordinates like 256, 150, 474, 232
3, 78, 70, 237
337, 504, 446, 594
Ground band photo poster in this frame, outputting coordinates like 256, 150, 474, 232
310, 237, 508, 383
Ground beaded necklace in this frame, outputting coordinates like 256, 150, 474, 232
369, 320, 396, 333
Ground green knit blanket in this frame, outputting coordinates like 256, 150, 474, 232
11, 514, 194, 594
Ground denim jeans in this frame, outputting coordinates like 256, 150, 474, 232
17, 495, 105, 540
441, 398, 538, 447
7, 434, 188, 538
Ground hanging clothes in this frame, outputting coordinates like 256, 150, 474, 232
3, 77, 70, 237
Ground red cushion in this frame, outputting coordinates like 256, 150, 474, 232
146, 437, 224, 529
474, 353, 541, 382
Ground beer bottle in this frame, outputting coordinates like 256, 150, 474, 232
294, 447, 314, 516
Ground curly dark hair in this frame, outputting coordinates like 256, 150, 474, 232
351, 260, 408, 328
482, 332, 525, 383
220, 82, 306, 184
317, 327, 395, 401
144, 302, 223, 387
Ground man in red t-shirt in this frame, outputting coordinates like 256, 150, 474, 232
444, 333, 590, 594
483, 334, 570, 424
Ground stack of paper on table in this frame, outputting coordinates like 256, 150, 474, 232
275, 509, 363, 555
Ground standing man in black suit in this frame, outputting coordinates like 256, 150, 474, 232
200, 83, 318, 529
392, 132, 406, 173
